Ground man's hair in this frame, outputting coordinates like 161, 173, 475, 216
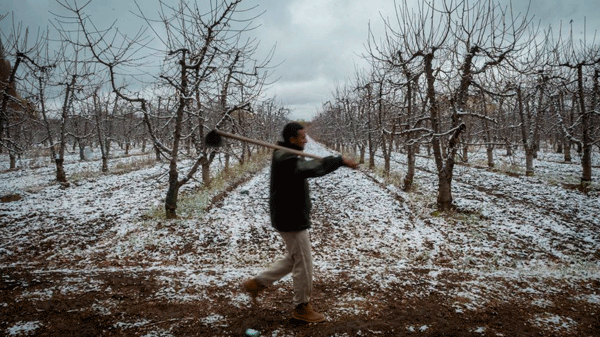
282, 122, 305, 142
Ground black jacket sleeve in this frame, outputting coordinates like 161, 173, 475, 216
274, 151, 344, 179
294, 155, 345, 179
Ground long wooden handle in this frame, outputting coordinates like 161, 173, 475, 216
213, 130, 324, 160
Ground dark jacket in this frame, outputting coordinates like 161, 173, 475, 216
269, 142, 345, 232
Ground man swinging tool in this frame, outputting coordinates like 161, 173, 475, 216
241, 122, 358, 323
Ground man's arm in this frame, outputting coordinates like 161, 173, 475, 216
294, 156, 358, 178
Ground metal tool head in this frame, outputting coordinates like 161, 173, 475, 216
205, 130, 223, 147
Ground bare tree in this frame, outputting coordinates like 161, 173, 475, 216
0, 17, 46, 169
146, 0, 272, 218
47, 15, 98, 182
58, 0, 273, 218
551, 20, 600, 186
354, 0, 532, 210
367, 0, 456, 208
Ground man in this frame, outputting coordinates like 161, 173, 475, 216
242, 122, 358, 323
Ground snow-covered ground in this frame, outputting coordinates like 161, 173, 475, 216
1, 140, 599, 336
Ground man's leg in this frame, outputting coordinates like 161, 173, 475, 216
244, 230, 324, 322
246, 230, 313, 301
243, 230, 298, 300
254, 230, 312, 297
280, 230, 313, 305
283, 230, 325, 323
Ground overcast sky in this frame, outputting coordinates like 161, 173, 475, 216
1, 0, 598, 121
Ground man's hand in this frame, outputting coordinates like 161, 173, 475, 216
342, 157, 359, 169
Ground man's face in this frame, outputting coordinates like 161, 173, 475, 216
289, 129, 307, 150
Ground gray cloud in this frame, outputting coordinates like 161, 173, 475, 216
1, 0, 598, 120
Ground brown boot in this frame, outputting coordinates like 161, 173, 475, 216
241, 278, 266, 300
292, 303, 326, 323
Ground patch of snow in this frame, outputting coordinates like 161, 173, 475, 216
6, 321, 41, 336
201, 314, 228, 327
473, 326, 486, 333
17, 289, 53, 302
531, 298, 554, 308
114, 319, 151, 329
576, 293, 600, 304
531, 313, 576, 331
141, 330, 175, 337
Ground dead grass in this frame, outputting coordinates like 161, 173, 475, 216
497, 161, 525, 177
373, 165, 404, 187
112, 155, 158, 175
145, 152, 271, 220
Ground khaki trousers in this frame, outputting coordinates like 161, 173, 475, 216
255, 230, 313, 305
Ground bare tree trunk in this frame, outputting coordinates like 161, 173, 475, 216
80, 119, 89, 160
225, 143, 231, 170
564, 139, 572, 162
154, 145, 161, 161
54, 111, 68, 181
368, 142, 376, 169
55, 75, 77, 183
241, 142, 247, 165
517, 86, 534, 176
480, 91, 495, 168
367, 113, 376, 169
484, 102, 495, 167
578, 65, 592, 184
78, 139, 86, 160
359, 145, 365, 164
202, 160, 211, 186
0, 53, 23, 167
525, 148, 535, 176
164, 52, 188, 219
9, 153, 16, 169
402, 67, 417, 191
403, 143, 415, 191
38, 76, 59, 178
486, 130, 495, 168
382, 131, 391, 175
56, 136, 67, 182
93, 89, 108, 172
556, 92, 572, 162
165, 175, 180, 219
487, 146, 494, 168
437, 124, 465, 210
438, 167, 453, 209
425, 51, 457, 211
105, 99, 116, 160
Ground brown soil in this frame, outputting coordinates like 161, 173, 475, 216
1, 266, 598, 336
1, 194, 22, 203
